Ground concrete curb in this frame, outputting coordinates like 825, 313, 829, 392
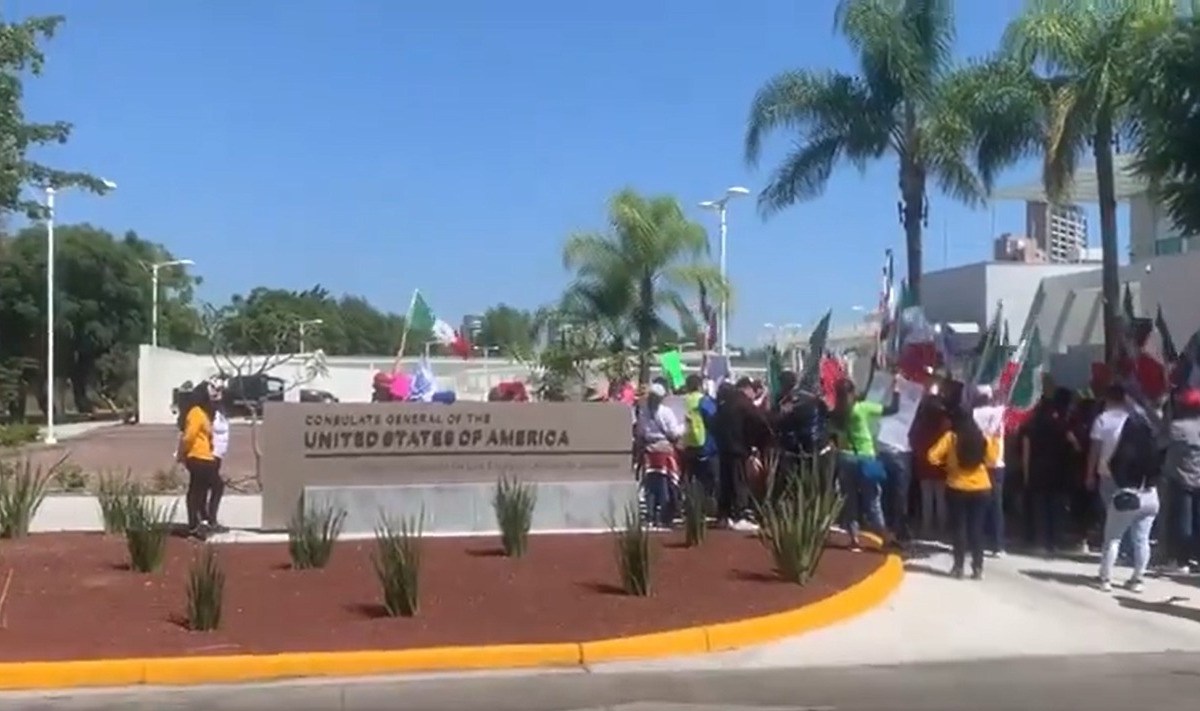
0, 555, 903, 691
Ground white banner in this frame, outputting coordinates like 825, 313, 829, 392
875, 375, 925, 451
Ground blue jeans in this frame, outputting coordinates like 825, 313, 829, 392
838, 452, 886, 544
1170, 479, 1200, 566
642, 471, 676, 526
1100, 488, 1160, 582
985, 467, 1006, 553
879, 449, 912, 541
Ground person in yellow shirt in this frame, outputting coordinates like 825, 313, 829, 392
177, 381, 220, 539
928, 398, 1000, 580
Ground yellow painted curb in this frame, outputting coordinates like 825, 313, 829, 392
0, 555, 902, 691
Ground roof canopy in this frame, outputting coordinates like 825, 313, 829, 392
991, 154, 1149, 203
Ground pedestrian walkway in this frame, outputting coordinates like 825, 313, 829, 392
592, 543, 1200, 673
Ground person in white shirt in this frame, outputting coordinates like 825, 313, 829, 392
636, 383, 684, 527
1088, 384, 1132, 502
207, 386, 231, 532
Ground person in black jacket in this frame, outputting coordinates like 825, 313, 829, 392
713, 378, 772, 530
774, 370, 831, 457
1096, 398, 1161, 593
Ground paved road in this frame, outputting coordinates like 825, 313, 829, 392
5, 653, 1200, 711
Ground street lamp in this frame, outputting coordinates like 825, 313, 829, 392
149, 259, 195, 348
297, 318, 323, 353
698, 186, 751, 356
43, 179, 117, 445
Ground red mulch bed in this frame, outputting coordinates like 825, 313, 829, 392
0, 531, 884, 662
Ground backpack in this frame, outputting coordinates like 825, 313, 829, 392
682, 391, 707, 449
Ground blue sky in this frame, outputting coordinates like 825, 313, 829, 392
14, 0, 1104, 344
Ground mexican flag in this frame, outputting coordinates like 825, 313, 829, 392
408, 291, 470, 358
1001, 327, 1044, 432
971, 302, 1006, 389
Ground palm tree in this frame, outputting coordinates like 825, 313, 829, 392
562, 188, 726, 386
998, 0, 1179, 363
1129, 6, 1200, 238
744, 0, 997, 304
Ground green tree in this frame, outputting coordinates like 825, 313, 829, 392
562, 188, 725, 386
206, 286, 421, 358
998, 0, 1179, 363
1130, 7, 1200, 237
0, 16, 109, 217
477, 304, 536, 357
744, 0, 1003, 304
0, 225, 197, 414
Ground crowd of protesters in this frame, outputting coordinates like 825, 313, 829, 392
633, 365, 1200, 587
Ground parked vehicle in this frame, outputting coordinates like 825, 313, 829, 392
171, 375, 337, 419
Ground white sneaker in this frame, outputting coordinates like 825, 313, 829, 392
988, 550, 1006, 559
1098, 579, 1113, 592
1126, 579, 1145, 594
730, 519, 759, 533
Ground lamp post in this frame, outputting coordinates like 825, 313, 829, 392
43, 179, 116, 445
297, 318, 323, 353
698, 186, 750, 356
150, 259, 195, 348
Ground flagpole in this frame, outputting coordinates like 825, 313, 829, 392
395, 289, 419, 370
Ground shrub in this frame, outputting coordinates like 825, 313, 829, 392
681, 477, 708, 547
124, 497, 177, 573
612, 501, 652, 596
150, 468, 183, 494
372, 512, 424, 617
754, 450, 844, 585
185, 545, 225, 631
51, 462, 87, 492
287, 499, 346, 570
96, 470, 142, 534
0, 459, 53, 538
0, 423, 38, 449
492, 475, 537, 557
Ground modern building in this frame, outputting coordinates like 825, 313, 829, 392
993, 232, 1047, 263
922, 262, 1099, 348
1025, 201, 1088, 263
995, 154, 1192, 262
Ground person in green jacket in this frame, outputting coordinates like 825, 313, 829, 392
830, 377, 901, 550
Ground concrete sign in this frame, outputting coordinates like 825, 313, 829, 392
260, 401, 634, 529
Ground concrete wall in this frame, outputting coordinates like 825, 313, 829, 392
922, 262, 1095, 346
919, 250, 1200, 389
136, 345, 533, 425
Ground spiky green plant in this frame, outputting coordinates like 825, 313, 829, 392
493, 475, 537, 557
754, 451, 844, 585
96, 469, 142, 534
185, 545, 225, 631
681, 477, 708, 547
124, 497, 177, 573
287, 499, 347, 570
0, 459, 53, 538
612, 501, 652, 596
372, 512, 424, 617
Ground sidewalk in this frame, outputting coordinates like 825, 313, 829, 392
592, 543, 1200, 673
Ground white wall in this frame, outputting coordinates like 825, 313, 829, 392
136, 346, 534, 425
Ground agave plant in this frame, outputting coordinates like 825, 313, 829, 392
372, 512, 424, 617
754, 450, 844, 585
287, 499, 347, 570
493, 476, 537, 557
0, 458, 55, 538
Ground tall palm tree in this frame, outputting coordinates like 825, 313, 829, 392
562, 188, 726, 386
998, 0, 1179, 363
1129, 5, 1200, 238
744, 0, 995, 304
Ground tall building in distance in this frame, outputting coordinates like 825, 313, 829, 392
1025, 201, 1089, 263
993, 232, 1047, 263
